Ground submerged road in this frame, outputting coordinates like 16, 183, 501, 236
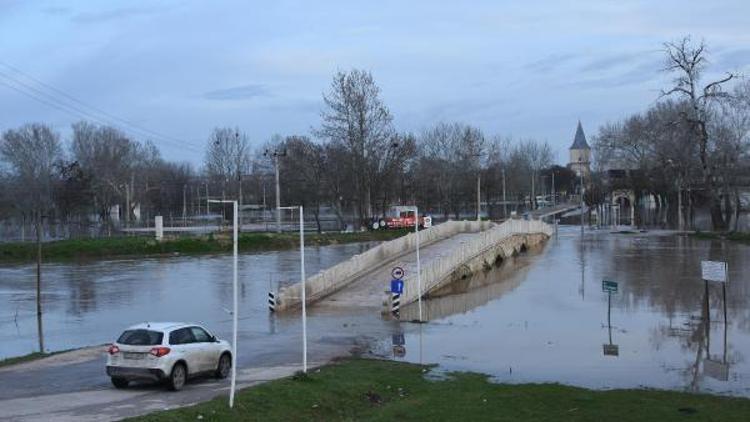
318, 232, 480, 312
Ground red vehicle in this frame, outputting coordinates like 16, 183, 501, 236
375, 206, 432, 230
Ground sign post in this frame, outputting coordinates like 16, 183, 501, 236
207, 200, 238, 408
602, 279, 619, 357
390, 267, 405, 317
701, 260, 730, 380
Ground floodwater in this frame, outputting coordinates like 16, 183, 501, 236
1, 227, 749, 398
0, 242, 379, 360
384, 226, 750, 397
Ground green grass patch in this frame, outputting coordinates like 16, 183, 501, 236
0, 230, 410, 263
129, 358, 750, 421
691, 231, 750, 244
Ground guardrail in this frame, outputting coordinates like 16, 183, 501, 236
397, 219, 552, 307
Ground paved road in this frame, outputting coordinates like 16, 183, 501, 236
318, 232, 480, 312
0, 310, 400, 421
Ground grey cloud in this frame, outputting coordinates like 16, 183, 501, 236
525, 53, 579, 73
580, 50, 662, 74
71, 7, 158, 24
43, 6, 71, 16
203, 84, 270, 101
570, 58, 661, 89
717, 49, 750, 71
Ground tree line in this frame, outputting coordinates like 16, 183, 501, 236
592, 37, 750, 230
4, 37, 745, 238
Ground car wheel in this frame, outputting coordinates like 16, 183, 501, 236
111, 377, 129, 389
215, 353, 231, 379
167, 362, 187, 391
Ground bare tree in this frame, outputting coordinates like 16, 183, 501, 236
71, 122, 147, 231
204, 127, 251, 210
662, 37, 734, 230
1, 123, 62, 220
279, 136, 327, 231
1, 123, 62, 353
315, 69, 395, 227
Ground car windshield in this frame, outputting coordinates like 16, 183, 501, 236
117, 329, 164, 346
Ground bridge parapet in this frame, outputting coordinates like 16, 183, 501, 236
274, 220, 494, 311
398, 219, 552, 309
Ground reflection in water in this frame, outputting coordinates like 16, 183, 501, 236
398, 250, 537, 322
603, 286, 618, 357
0, 242, 376, 359
2, 228, 750, 397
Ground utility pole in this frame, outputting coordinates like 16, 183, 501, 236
124, 182, 130, 228
552, 170, 556, 207
182, 184, 187, 226
677, 176, 683, 231
275, 154, 281, 233
476, 173, 481, 221
35, 214, 44, 353
580, 170, 585, 235
265, 148, 287, 233
205, 183, 209, 217
502, 169, 507, 219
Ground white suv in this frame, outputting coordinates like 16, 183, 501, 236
106, 322, 232, 391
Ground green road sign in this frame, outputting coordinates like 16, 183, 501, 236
602, 280, 618, 293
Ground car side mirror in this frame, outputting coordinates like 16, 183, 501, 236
210, 335, 218, 343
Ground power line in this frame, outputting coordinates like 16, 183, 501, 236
0, 61, 203, 153
0, 60, 204, 150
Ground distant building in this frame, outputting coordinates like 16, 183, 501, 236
568, 121, 591, 177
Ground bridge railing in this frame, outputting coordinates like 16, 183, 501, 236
275, 219, 494, 311
398, 219, 551, 307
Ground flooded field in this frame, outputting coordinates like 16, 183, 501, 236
1, 226, 749, 398
0, 242, 377, 360
387, 227, 750, 397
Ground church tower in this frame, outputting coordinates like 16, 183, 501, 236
568, 121, 591, 176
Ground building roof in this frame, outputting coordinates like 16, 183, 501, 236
569, 121, 590, 150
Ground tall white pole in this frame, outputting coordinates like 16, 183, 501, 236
275, 155, 282, 233
299, 206, 307, 372
415, 207, 422, 322
230, 201, 238, 408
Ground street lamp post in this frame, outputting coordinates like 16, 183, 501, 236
410, 206, 422, 322
264, 148, 287, 233
279, 205, 307, 372
551, 170, 556, 207
578, 170, 585, 235
207, 200, 238, 408
502, 169, 507, 219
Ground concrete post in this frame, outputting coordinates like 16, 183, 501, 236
155, 216, 163, 241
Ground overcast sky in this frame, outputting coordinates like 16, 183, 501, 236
1, 0, 749, 165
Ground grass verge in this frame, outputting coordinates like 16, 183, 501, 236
0, 230, 410, 263
691, 231, 750, 244
129, 358, 750, 422
0, 349, 71, 368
